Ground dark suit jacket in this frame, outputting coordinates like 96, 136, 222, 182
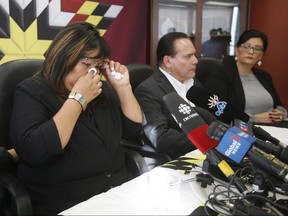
10, 73, 142, 215
134, 69, 202, 159
203, 56, 284, 112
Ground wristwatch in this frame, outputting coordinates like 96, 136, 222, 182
68, 92, 87, 111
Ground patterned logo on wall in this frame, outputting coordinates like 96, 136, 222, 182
0, 0, 123, 63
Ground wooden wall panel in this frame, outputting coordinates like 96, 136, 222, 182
249, 0, 288, 109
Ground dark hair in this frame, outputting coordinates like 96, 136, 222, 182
43, 22, 110, 99
210, 28, 223, 35
236, 29, 268, 51
156, 32, 190, 65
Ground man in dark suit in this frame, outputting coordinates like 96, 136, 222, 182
135, 32, 202, 159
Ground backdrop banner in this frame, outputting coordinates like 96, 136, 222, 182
0, 0, 149, 64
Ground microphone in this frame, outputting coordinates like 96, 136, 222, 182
252, 125, 287, 148
194, 106, 218, 124
233, 119, 288, 164
186, 86, 250, 124
194, 106, 231, 133
187, 86, 287, 147
253, 148, 288, 170
163, 92, 218, 153
233, 118, 253, 134
207, 121, 288, 183
163, 92, 247, 193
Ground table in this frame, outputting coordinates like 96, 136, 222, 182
60, 125, 288, 215
60, 150, 211, 215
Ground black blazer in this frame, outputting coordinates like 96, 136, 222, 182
204, 56, 284, 112
134, 69, 202, 159
10, 73, 142, 215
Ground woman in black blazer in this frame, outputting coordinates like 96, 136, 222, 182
10, 22, 143, 215
204, 29, 287, 124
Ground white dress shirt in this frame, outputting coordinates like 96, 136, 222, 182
159, 67, 195, 107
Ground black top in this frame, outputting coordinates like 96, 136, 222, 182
10, 73, 142, 215
203, 56, 284, 112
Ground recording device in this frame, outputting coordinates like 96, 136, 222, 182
193, 106, 242, 182
254, 148, 288, 170
234, 119, 288, 164
163, 92, 218, 153
186, 86, 250, 124
207, 121, 288, 183
252, 124, 287, 148
233, 118, 253, 134
187, 86, 287, 147
163, 92, 247, 193
194, 106, 218, 125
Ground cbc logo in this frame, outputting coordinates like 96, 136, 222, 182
178, 103, 191, 115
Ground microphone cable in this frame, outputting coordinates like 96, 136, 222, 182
201, 163, 288, 215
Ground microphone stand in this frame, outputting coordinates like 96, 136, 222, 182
202, 155, 228, 183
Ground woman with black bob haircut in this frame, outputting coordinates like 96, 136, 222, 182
204, 29, 287, 124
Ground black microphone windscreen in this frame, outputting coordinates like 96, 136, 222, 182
207, 121, 288, 182
195, 106, 230, 129
252, 125, 281, 145
163, 92, 205, 134
163, 92, 218, 153
186, 86, 250, 124
194, 106, 217, 124
206, 121, 227, 142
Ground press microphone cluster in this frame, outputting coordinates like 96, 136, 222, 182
207, 121, 288, 183
186, 86, 250, 125
164, 90, 288, 213
252, 124, 287, 148
233, 119, 288, 164
186, 86, 287, 147
253, 148, 288, 170
163, 92, 247, 193
163, 92, 218, 153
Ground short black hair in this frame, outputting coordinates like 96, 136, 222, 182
156, 32, 190, 65
236, 29, 268, 51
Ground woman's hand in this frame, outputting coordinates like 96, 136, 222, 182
71, 70, 103, 104
102, 60, 142, 124
254, 109, 285, 123
269, 108, 285, 123
103, 60, 130, 91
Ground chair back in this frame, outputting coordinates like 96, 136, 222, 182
125, 63, 171, 170
127, 63, 155, 91
0, 59, 44, 149
0, 59, 43, 215
195, 57, 222, 85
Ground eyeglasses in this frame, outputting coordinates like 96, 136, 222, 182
240, 43, 264, 54
81, 56, 109, 73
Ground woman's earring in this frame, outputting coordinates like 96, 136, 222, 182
257, 60, 262, 67
234, 56, 238, 62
